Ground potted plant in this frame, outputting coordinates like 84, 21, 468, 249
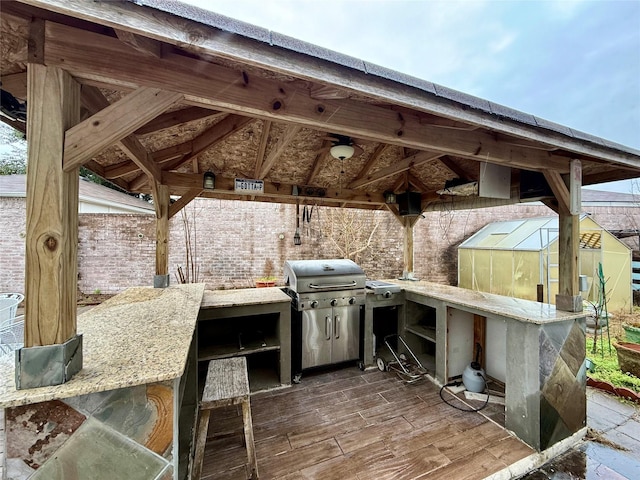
622, 322, 640, 344
256, 259, 277, 288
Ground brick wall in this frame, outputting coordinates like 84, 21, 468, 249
0, 198, 26, 292
2, 196, 638, 295
167, 200, 404, 289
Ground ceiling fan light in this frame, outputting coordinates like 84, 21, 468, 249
330, 144, 355, 160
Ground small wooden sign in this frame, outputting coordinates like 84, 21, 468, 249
234, 178, 264, 194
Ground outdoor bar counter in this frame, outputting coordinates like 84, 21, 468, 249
0, 284, 293, 480
0, 284, 205, 480
388, 280, 588, 451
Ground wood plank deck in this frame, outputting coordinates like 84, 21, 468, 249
199, 366, 533, 480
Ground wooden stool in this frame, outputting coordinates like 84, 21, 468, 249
191, 357, 258, 480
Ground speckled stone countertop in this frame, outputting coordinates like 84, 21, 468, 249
200, 286, 290, 309
0, 283, 204, 408
389, 280, 585, 324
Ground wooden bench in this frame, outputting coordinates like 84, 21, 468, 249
191, 357, 258, 479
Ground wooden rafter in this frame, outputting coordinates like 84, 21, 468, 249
348, 143, 390, 188
305, 139, 330, 185
391, 175, 407, 193
439, 156, 473, 180
104, 143, 191, 179
349, 151, 442, 189
257, 125, 302, 179
134, 107, 219, 135
406, 173, 430, 194
44, 21, 576, 175
253, 120, 272, 178
64, 86, 182, 172
110, 114, 251, 183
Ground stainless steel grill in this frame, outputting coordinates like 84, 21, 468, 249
284, 259, 366, 377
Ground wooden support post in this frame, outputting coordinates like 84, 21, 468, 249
557, 208, 581, 311
25, 64, 80, 347
556, 160, 582, 312
403, 217, 415, 278
154, 183, 170, 287
17, 63, 84, 388
473, 315, 486, 367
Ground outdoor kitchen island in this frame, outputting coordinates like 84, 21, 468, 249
0, 283, 205, 480
372, 280, 588, 452
198, 287, 292, 391
0, 284, 295, 480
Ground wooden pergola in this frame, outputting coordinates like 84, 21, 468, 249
2, 0, 640, 385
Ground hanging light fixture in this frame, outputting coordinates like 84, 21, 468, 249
384, 191, 397, 204
329, 143, 355, 160
203, 171, 215, 190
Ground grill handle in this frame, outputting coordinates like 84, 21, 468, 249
325, 316, 332, 341
308, 281, 357, 290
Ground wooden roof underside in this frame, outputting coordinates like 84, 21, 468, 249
2, 0, 640, 213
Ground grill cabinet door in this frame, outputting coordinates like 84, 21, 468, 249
331, 305, 360, 364
301, 307, 332, 369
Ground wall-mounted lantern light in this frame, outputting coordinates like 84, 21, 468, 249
384, 191, 397, 204
203, 171, 215, 190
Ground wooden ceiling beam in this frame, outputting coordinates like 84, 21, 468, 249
44, 20, 575, 176
114, 29, 162, 58
81, 85, 164, 182
161, 171, 385, 206
253, 120, 271, 178
258, 125, 302, 179
348, 143, 390, 188
349, 151, 443, 189
64, 86, 182, 172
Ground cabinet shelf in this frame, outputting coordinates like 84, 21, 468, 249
405, 325, 436, 343
198, 335, 280, 362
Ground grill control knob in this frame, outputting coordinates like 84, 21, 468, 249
348, 297, 356, 305
330, 299, 338, 307
310, 300, 318, 308
383, 291, 392, 298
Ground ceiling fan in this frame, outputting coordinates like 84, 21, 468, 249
315, 134, 365, 174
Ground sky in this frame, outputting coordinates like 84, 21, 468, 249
181, 0, 640, 193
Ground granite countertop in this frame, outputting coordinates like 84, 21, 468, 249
200, 286, 290, 309
390, 280, 585, 324
0, 283, 204, 408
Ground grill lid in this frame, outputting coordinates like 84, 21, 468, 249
284, 259, 365, 293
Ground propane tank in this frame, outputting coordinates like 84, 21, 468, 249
462, 343, 486, 393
